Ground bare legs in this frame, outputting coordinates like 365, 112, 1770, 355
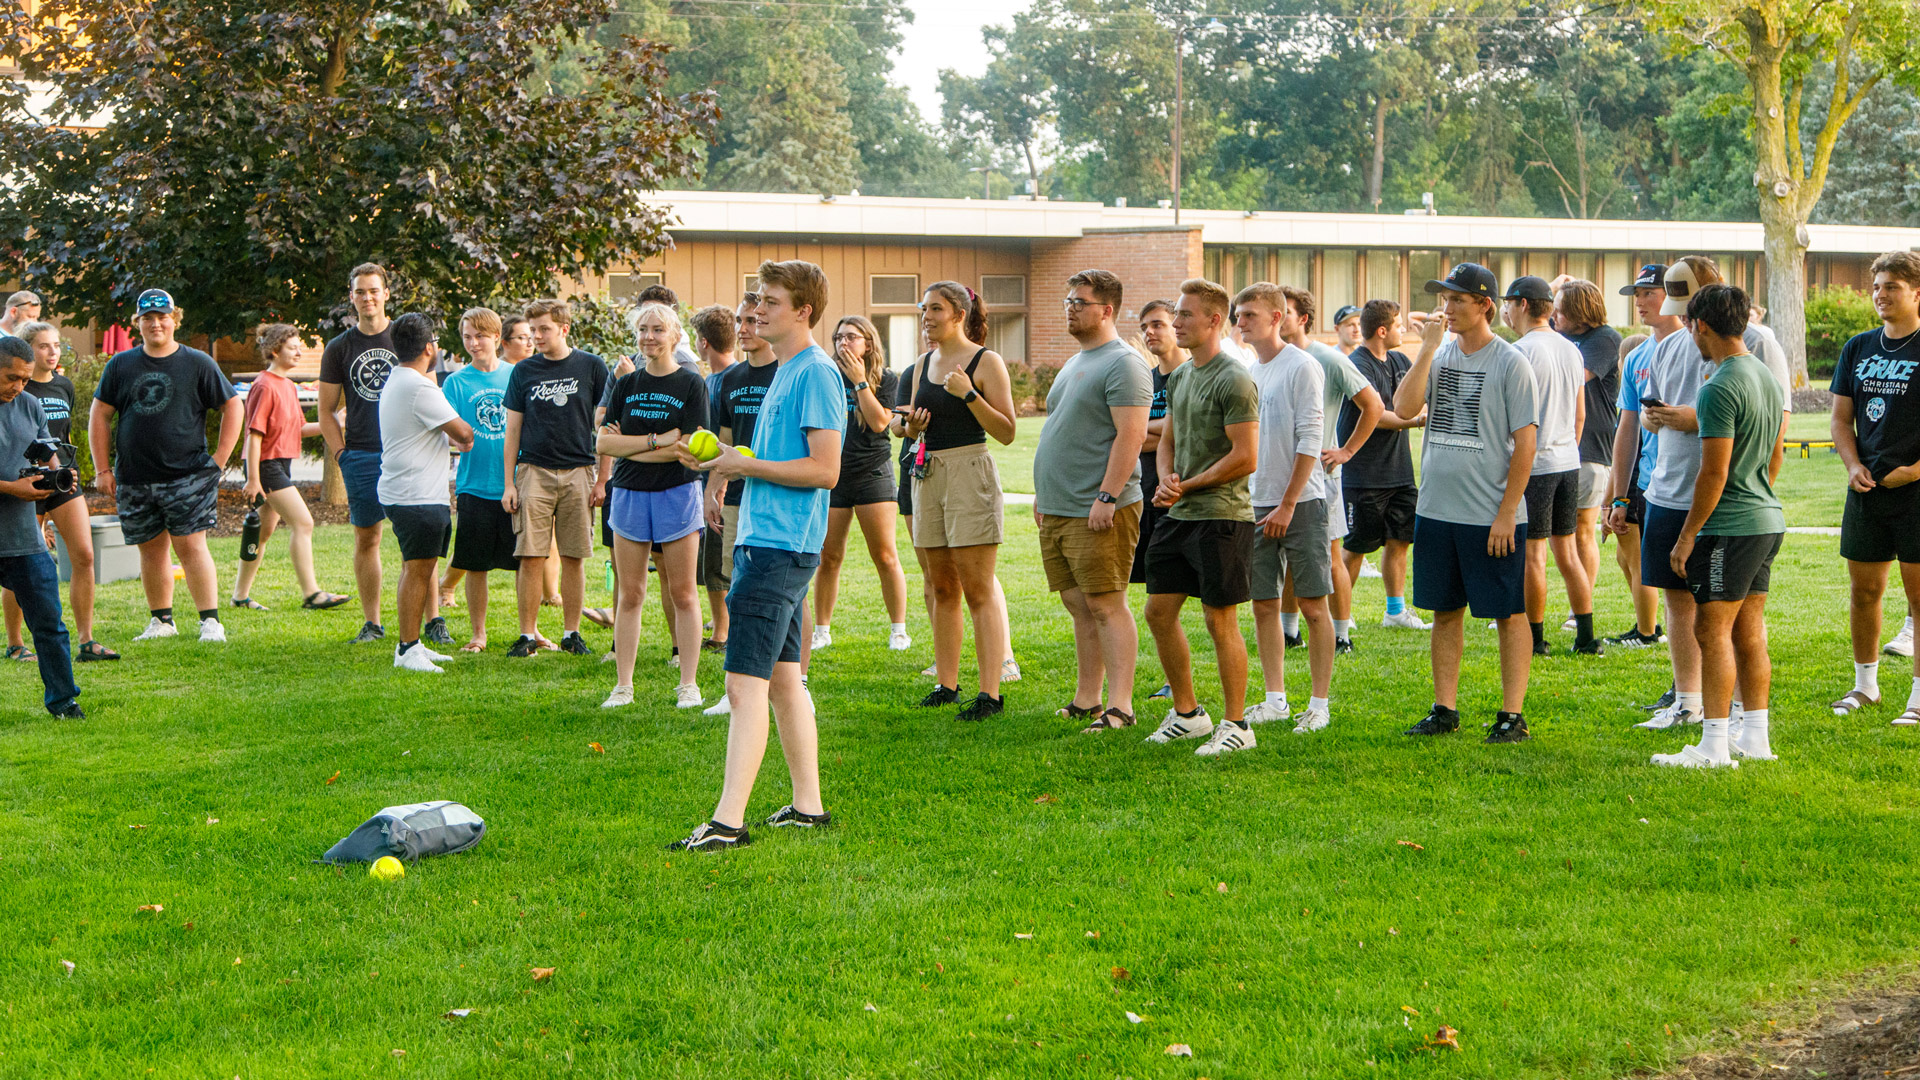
1429, 608, 1531, 714
923, 543, 1007, 698
815, 503, 909, 629
613, 532, 702, 690
711, 662, 822, 829
1058, 586, 1138, 715
1144, 593, 1248, 725
137, 530, 219, 615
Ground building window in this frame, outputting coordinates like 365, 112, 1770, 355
1275, 249, 1311, 291
607, 271, 663, 300
883, 314, 919, 372
1408, 251, 1445, 303
1365, 249, 1402, 308
982, 275, 1026, 308
1320, 250, 1358, 330
871, 274, 920, 307
987, 313, 1027, 365
743, 273, 760, 298
1603, 252, 1632, 327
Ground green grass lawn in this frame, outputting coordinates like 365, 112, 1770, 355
4, 435, 1914, 1079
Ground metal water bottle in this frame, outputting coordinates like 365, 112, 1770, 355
240, 496, 264, 563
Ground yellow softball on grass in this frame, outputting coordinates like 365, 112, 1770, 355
687, 429, 720, 462
369, 856, 405, 882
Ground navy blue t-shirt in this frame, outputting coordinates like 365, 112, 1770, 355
711, 359, 778, 505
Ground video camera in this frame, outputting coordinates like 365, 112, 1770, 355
20, 438, 77, 495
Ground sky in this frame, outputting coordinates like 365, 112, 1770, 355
892, 0, 1031, 120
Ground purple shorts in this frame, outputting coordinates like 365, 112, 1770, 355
607, 482, 704, 545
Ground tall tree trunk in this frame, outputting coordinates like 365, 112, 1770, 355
1743, 19, 1809, 387
322, 453, 347, 506
1368, 96, 1388, 209
1760, 212, 1809, 389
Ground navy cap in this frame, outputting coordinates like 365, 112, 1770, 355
1503, 275, 1554, 302
1619, 263, 1667, 295
1424, 262, 1498, 300
1332, 304, 1362, 326
135, 289, 176, 315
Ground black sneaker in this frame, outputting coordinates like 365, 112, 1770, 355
918, 685, 960, 707
667, 820, 751, 852
1573, 638, 1605, 656
50, 702, 85, 719
349, 621, 385, 645
1533, 638, 1552, 657
1607, 628, 1658, 648
1284, 633, 1304, 650
1640, 683, 1677, 711
423, 616, 454, 646
1406, 706, 1460, 736
507, 634, 541, 658
1148, 683, 1173, 699
559, 631, 592, 656
1485, 712, 1531, 743
1335, 636, 1356, 655
766, 805, 833, 829
957, 693, 1005, 721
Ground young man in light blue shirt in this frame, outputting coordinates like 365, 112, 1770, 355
673, 259, 846, 852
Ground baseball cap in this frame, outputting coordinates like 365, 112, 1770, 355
1619, 263, 1666, 296
1660, 258, 1709, 317
1502, 276, 1553, 302
1332, 304, 1361, 327
1424, 262, 1498, 300
135, 289, 176, 316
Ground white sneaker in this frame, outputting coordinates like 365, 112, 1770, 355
393, 644, 443, 673
1243, 699, 1291, 725
1195, 722, 1257, 756
1001, 658, 1022, 683
1292, 705, 1331, 734
675, 684, 703, 709
1359, 559, 1382, 579
601, 651, 616, 664
601, 685, 634, 709
1635, 705, 1698, 731
665, 652, 681, 665
811, 626, 832, 651
135, 617, 178, 641
422, 646, 452, 662
1561, 614, 1578, 631
888, 628, 912, 651
1651, 744, 1737, 769
1146, 706, 1214, 744
1886, 623, 1915, 658
198, 618, 227, 643
702, 695, 732, 716
1380, 610, 1431, 630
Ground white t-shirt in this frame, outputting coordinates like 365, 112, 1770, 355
1249, 344, 1327, 506
1514, 328, 1585, 475
377, 365, 459, 506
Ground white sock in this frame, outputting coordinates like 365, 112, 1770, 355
1677, 691, 1702, 715
1736, 708, 1772, 757
891, 622, 906, 634
1730, 697, 1744, 722
1698, 716, 1730, 761
1309, 695, 1330, 714
1907, 616, 1915, 634
1856, 661, 1880, 697
1334, 618, 1352, 640
1908, 681, 1920, 710
818, 623, 830, 633
1265, 690, 1286, 706
1281, 612, 1299, 637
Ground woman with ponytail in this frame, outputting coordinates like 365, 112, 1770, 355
893, 282, 1019, 721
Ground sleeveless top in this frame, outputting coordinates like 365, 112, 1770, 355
912, 347, 988, 451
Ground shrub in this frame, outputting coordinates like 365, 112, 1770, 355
1029, 361, 1061, 411
1806, 285, 1880, 377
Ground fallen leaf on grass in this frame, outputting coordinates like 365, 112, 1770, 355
936, 962, 944, 973
136, 904, 164, 914
1388, 927, 1399, 936
1402, 1005, 1421, 1016
60, 960, 74, 975
233, 957, 242, 965
1013, 933, 1033, 940
1396, 840, 1423, 850
325, 771, 340, 786
390, 1049, 405, 1058
1165, 1044, 1193, 1057
205, 817, 219, 825
530, 967, 555, 981
1639, 818, 1650, 825
1126, 1011, 1143, 1024
183, 922, 194, 931
1084, 931, 1100, 938
864, 1003, 877, 1012
1215, 882, 1228, 894
1033, 794, 1057, 804
129, 824, 147, 830
443, 1009, 472, 1020
1111, 966, 1131, 981
1427, 1025, 1461, 1051
589, 743, 605, 754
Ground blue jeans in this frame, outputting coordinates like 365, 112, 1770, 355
0, 551, 76, 712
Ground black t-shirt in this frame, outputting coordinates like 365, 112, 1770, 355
25, 375, 75, 466
1340, 347, 1415, 489
93, 345, 236, 484
712, 358, 779, 505
603, 366, 708, 492
1832, 327, 1920, 478
1141, 364, 1172, 489
504, 349, 610, 470
318, 327, 398, 453
840, 369, 899, 475
1566, 325, 1623, 465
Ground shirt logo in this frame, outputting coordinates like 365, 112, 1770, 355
38, 396, 69, 423
1428, 367, 1488, 451
1867, 396, 1887, 423
129, 372, 174, 416
529, 378, 580, 408
348, 349, 396, 402
470, 388, 507, 436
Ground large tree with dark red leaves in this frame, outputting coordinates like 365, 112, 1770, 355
0, 1, 718, 338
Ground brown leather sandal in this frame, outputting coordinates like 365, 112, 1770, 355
1081, 707, 1136, 733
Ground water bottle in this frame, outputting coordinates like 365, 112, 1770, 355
240, 497, 263, 563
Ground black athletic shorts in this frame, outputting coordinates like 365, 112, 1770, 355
1411, 514, 1529, 619
1841, 484, 1920, 564
259, 457, 296, 494
1624, 483, 1647, 528
35, 485, 82, 517
896, 458, 915, 517
1342, 485, 1417, 555
1144, 516, 1254, 608
1640, 502, 1690, 592
1130, 500, 1167, 584
1685, 532, 1783, 603
386, 502, 452, 562
451, 492, 519, 572
831, 460, 898, 509
1523, 469, 1579, 538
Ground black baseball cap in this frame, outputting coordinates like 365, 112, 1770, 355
1332, 304, 1361, 326
1424, 262, 1498, 299
1618, 263, 1667, 295
1503, 275, 1553, 302
135, 289, 176, 315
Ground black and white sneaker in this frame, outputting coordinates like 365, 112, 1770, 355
1335, 636, 1356, 655
507, 635, 541, 658
917, 685, 960, 707
766, 805, 833, 829
50, 702, 85, 720
559, 631, 593, 656
1607, 627, 1663, 649
423, 616, 454, 646
349, 621, 385, 645
1146, 706, 1214, 744
1406, 706, 1460, 736
1573, 638, 1605, 656
1284, 632, 1304, 650
956, 693, 1004, 721
668, 820, 751, 852
1484, 712, 1531, 743
1637, 683, 1677, 712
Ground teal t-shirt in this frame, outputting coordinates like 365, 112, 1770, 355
444, 363, 513, 499
1695, 353, 1785, 536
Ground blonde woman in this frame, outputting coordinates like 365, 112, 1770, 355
811, 315, 910, 651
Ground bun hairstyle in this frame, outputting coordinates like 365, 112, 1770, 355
256, 322, 302, 363
925, 280, 988, 345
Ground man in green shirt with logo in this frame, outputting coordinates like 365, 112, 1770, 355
1657, 283, 1786, 769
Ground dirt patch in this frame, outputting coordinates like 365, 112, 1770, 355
1660, 979, 1920, 1079
81, 483, 353, 538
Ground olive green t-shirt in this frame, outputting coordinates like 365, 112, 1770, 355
1165, 350, 1260, 522
1695, 352, 1785, 536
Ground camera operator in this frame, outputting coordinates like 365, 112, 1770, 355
0, 335, 81, 717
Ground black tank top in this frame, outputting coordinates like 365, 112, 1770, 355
912, 347, 988, 451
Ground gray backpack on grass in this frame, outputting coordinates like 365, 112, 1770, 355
321, 801, 486, 864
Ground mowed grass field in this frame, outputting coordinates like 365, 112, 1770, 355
5, 415, 1918, 1079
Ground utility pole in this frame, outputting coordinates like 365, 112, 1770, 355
1173, 24, 1184, 225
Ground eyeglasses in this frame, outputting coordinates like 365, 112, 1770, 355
1063, 298, 1096, 312
832, 332, 865, 343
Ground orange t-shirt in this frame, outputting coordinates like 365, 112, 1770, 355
246, 369, 304, 460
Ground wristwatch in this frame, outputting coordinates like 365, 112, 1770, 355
853, 381, 870, 393
963, 389, 980, 403
1095, 491, 1119, 505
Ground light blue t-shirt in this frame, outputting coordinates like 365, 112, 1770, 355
738, 345, 846, 554
1615, 338, 1658, 488
443, 363, 513, 499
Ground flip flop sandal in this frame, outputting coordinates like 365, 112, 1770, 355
230, 597, 269, 611
702, 638, 728, 652
77, 640, 120, 661
302, 591, 352, 610
1831, 689, 1880, 716
1081, 707, 1137, 733
1056, 701, 1103, 720
460, 639, 487, 653
582, 608, 614, 629
5, 644, 34, 661
1893, 708, 1920, 727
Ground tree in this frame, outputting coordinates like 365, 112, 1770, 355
940, 19, 1055, 196
0, 1, 718, 340
713, 22, 861, 194
1641, 0, 1920, 383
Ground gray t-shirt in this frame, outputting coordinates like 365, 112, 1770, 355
1035, 338, 1154, 516
1513, 329, 1585, 475
1642, 325, 1792, 512
1415, 337, 1539, 527
0, 391, 51, 558
1310, 340, 1369, 490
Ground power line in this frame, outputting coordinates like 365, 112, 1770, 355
612, 4, 1642, 22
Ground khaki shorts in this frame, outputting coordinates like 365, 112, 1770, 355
1578, 462, 1611, 511
1039, 502, 1142, 595
720, 503, 740, 580
910, 444, 1005, 549
512, 464, 595, 560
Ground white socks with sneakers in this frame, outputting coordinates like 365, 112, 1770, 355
1334, 619, 1352, 641
1676, 690, 1702, 716
1308, 695, 1329, 715
1265, 691, 1286, 706
1857, 661, 1881, 697
1908, 682, 1920, 711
